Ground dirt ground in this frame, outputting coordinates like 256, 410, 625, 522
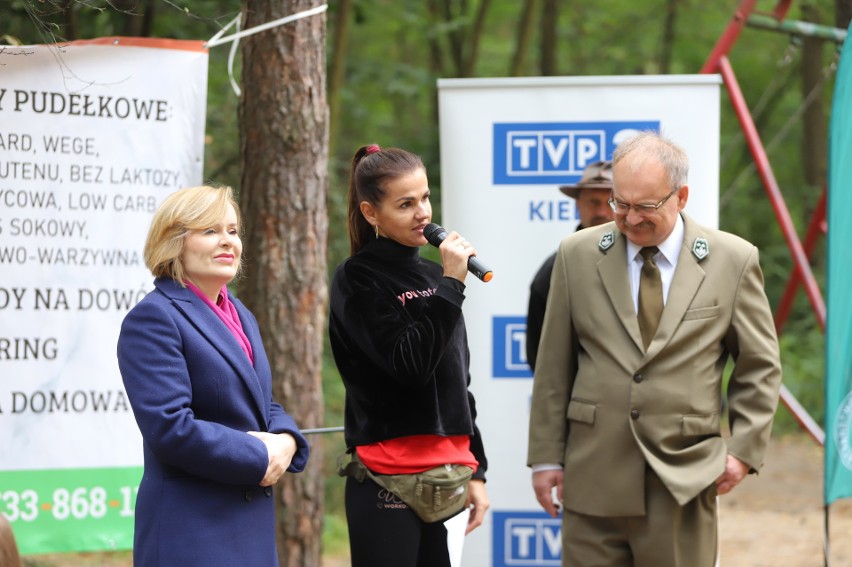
326, 433, 851, 567
24, 434, 851, 567
717, 434, 852, 567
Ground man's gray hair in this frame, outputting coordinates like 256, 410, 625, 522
612, 131, 689, 189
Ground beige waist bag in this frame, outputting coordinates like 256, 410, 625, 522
337, 450, 473, 523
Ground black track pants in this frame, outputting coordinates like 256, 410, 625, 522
345, 476, 453, 567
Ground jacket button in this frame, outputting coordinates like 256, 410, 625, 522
633, 374, 643, 383
630, 409, 640, 419
264, 487, 273, 497
245, 491, 253, 502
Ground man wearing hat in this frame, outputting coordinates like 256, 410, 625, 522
526, 160, 614, 370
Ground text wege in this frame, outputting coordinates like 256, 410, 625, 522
0, 133, 96, 155
43, 135, 97, 155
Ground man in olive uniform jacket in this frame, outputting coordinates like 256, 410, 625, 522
527, 131, 782, 567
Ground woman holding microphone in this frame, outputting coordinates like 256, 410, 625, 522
330, 144, 489, 567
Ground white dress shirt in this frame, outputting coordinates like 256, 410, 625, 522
625, 213, 685, 312
532, 214, 686, 474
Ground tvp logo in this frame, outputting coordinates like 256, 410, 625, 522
493, 511, 562, 566
493, 120, 660, 185
493, 316, 531, 378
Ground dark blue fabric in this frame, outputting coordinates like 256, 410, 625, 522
117, 277, 309, 567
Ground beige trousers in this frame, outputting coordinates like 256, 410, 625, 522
561, 467, 718, 567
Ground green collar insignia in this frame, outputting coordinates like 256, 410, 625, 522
692, 237, 709, 261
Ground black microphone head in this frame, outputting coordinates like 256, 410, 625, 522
423, 223, 447, 247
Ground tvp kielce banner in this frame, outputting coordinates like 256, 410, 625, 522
438, 75, 720, 567
0, 37, 207, 553
826, 22, 852, 506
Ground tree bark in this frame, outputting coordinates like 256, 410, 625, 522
328, 0, 352, 160
837, 0, 852, 29
113, 0, 156, 37
463, 0, 491, 77
801, 3, 826, 188
509, 0, 539, 76
444, 0, 466, 76
238, 2, 328, 566
426, 0, 493, 78
426, 0, 447, 76
62, 0, 78, 40
659, 0, 679, 74
540, 0, 557, 75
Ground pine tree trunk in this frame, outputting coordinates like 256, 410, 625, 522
540, 0, 557, 75
801, 4, 826, 189
659, 0, 679, 74
463, 0, 491, 77
238, 2, 328, 566
837, 0, 852, 29
509, 0, 539, 76
328, 0, 352, 160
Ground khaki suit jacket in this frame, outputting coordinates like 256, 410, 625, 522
527, 214, 782, 516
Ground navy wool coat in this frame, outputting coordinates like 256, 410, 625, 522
117, 277, 309, 567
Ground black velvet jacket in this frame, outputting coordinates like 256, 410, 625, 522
329, 237, 487, 480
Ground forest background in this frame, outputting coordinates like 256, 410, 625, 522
2, 0, 845, 564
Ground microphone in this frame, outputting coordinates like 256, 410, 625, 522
423, 223, 493, 282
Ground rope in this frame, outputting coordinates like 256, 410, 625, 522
226, 15, 242, 96
204, 5, 328, 97
204, 4, 328, 48
720, 38, 800, 166
720, 48, 838, 208
301, 426, 345, 435
751, 38, 802, 119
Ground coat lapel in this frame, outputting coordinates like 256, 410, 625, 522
155, 278, 267, 420
644, 215, 707, 359
231, 298, 271, 410
597, 232, 645, 352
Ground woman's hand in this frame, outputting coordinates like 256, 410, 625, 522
465, 479, 490, 535
439, 230, 477, 283
247, 431, 297, 486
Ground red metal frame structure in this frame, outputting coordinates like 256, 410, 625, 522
701, 0, 834, 445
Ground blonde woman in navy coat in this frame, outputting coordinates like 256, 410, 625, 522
117, 185, 309, 567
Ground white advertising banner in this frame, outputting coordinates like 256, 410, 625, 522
437, 75, 721, 567
0, 37, 208, 553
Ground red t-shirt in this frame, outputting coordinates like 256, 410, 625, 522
356, 434, 478, 475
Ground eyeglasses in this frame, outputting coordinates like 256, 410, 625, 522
608, 188, 679, 215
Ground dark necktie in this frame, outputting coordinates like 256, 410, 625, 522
638, 246, 663, 350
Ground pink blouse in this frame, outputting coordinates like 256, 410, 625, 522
185, 282, 254, 364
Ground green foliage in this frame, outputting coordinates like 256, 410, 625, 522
321, 511, 350, 558
774, 302, 827, 434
